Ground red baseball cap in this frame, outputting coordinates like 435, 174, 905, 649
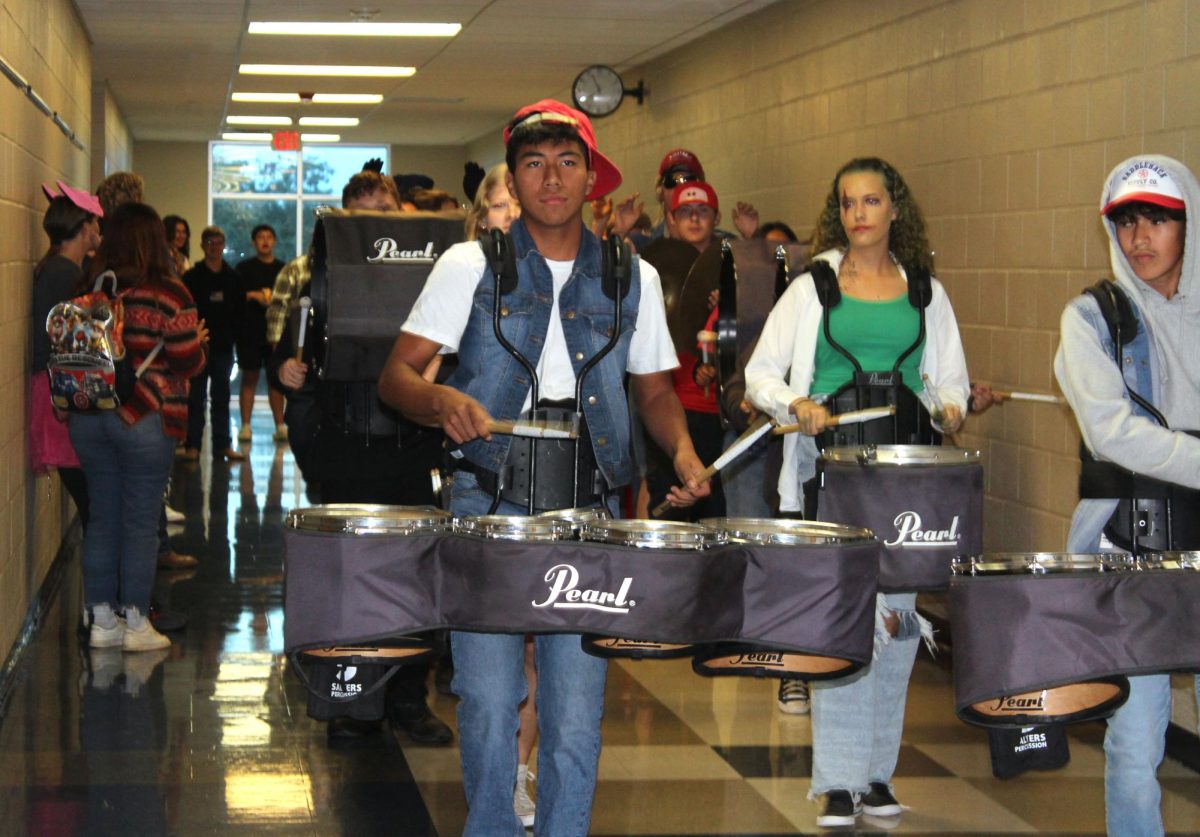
504, 99, 622, 201
42, 179, 104, 217
658, 149, 705, 180
670, 181, 719, 213
1101, 159, 1186, 216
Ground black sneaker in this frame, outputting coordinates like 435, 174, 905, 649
816, 789, 861, 828
861, 782, 903, 817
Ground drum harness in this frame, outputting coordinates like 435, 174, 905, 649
459, 229, 633, 515
809, 260, 938, 448
1076, 279, 1200, 553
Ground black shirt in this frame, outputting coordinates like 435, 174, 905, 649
183, 260, 241, 350
235, 257, 284, 345
31, 255, 83, 371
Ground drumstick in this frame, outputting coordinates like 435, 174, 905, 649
992, 389, 1062, 404
295, 297, 311, 361
697, 329, 716, 399
487, 418, 578, 440
771, 405, 896, 435
652, 414, 773, 517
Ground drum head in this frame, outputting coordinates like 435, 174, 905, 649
287, 504, 450, 535
580, 519, 724, 549
537, 506, 613, 528
692, 644, 860, 681
453, 514, 572, 542
952, 553, 1135, 575
699, 517, 874, 545
821, 444, 981, 466
960, 677, 1130, 728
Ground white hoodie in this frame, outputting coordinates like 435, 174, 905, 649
1055, 155, 1200, 498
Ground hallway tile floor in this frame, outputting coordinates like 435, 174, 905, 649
2, 412, 1199, 834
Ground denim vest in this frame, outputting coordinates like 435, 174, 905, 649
447, 218, 642, 488
1069, 291, 1158, 421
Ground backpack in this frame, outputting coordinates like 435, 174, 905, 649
45, 270, 161, 412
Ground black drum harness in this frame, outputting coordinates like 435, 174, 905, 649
465, 230, 633, 514
809, 260, 938, 448
1077, 279, 1200, 553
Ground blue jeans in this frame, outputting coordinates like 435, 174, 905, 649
810, 592, 919, 796
1104, 673, 1200, 836
450, 471, 608, 837
186, 345, 234, 451
69, 412, 176, 612
720, 428, 771, 518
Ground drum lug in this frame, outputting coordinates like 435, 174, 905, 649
855, 444, 878, 465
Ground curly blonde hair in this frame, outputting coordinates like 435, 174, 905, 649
812, 157, 933, 273
464, 164, 515, 241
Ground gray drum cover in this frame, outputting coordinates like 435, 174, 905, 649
951, 570, 1200, 712
819, 460, 982, 591
283, 529, 881, 669
315, 212, 464, 381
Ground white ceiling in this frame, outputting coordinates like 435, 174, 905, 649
77, 0, 772, 146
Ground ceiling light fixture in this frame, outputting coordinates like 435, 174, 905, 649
300, 133, 341, 142
222, 132, 272, 142
298, 116, 359, 127
227, 115, 293, 126
232, 92, 384, 104
239, 64, 414, 77
249, 21, 460, 37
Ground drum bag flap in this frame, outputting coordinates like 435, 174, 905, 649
819, 461, 983, 591
950, 572, 1200, 711
283, 531, 879, 666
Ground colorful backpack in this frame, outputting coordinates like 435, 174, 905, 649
45, 270, 161, 412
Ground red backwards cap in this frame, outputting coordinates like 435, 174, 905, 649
503, 99, 622, 201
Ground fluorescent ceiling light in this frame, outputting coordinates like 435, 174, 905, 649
249, 21, 460, 37
232, 92, 384, 104
298, 116, 359, 127
227, 115, 293, 126
300, 133, 341, 142
240, 64, 414, 78
222, 132, 272, 141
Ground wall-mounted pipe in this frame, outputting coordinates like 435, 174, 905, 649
0, 52, 86, 150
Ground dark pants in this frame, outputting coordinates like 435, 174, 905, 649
647, 408, 726, 521
186, 345, 235, 452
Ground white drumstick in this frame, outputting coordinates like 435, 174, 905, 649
295, 297, 311, 361
994, 389, 1062, 404
772, 405, 895, 435
697, 329, 717, 398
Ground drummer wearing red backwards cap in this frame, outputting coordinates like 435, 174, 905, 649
1055, 155, 1200, 837
379, 99, 708, 836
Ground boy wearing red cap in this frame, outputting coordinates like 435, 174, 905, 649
380, 99, 708, 836
1055, 155, 1200, 835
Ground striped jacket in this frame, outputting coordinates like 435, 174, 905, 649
116, 277, 206, 438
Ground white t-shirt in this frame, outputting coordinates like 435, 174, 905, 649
402, 240, 677, 410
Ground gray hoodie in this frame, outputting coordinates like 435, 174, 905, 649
1055, 155, 1200, 547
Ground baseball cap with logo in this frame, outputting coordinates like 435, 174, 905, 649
670, 181, 719, 213
41, 180, 104, 217
1101, 160, 1186, 216
504, 99, 622, 201
658, 149, 705, 181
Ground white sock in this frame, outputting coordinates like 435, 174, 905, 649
123, 605, 147, 630
90, 603, 118, 629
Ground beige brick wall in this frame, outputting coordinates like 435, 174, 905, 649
1, 0, 96, 654
593, 0, 1200, 552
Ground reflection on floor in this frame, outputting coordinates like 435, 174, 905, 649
1, 409, 1199, 835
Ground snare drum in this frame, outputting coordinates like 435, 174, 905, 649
692, 518, 877, 680
454, 514, 574, 542
285, 505, 452, 718
580, 520, 724, 659
819, 445, 982, 591
537, 505, 613, 533
951, 553, 1134, 727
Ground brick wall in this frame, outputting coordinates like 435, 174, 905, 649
590, 0, 1200, 552
0, 0, 95, 652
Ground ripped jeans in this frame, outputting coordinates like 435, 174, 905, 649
810, 592, 922, 797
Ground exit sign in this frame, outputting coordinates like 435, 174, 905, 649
272, 131, 300, 151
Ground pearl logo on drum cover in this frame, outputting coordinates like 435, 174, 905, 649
885, 511, 961, 548
990, 693, 1046, 713
366, 238, 437, 263
729, 652, 787, 668
532, 564, 636, 613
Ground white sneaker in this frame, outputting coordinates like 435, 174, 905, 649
778, 678, 810, 715
513, 765, 536, 828
273, 424, 288, 442
238, 425, 252, 442
122, 606, 171, 652
165, 504, 186, 524
88, 603, 124, 649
